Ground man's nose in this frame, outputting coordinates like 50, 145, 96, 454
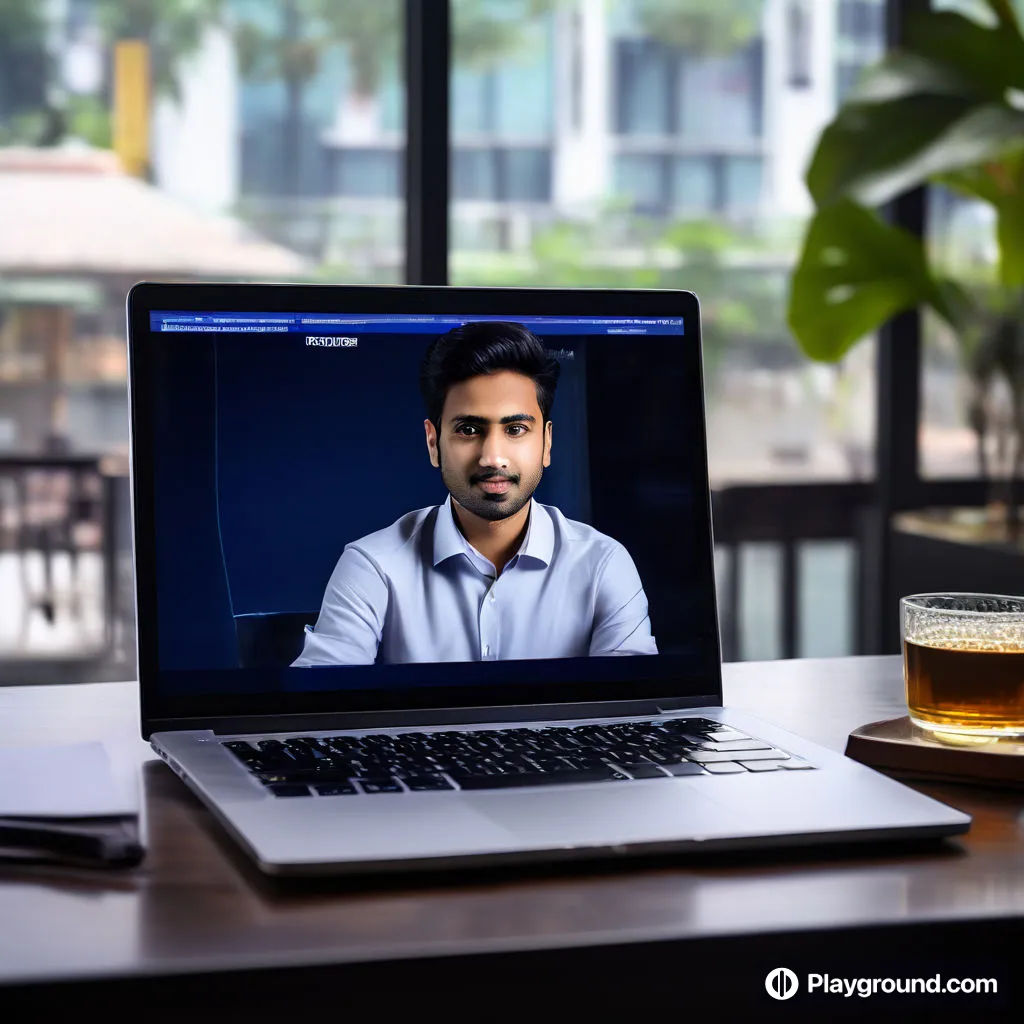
478, 428, 510, 469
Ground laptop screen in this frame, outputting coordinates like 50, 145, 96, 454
134, 293, 720, 718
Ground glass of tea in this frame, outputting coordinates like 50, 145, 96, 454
901, 593, 1024, 739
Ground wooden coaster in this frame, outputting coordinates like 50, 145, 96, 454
845, 716, 1024, 790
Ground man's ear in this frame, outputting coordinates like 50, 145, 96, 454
543, 420, 553, 468
424, 419, 440, 468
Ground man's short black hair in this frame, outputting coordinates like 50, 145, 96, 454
420, 321, 561, 428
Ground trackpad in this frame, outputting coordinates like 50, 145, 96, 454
465, 781, 743, 849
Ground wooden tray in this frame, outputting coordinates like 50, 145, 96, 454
845, 717, 1024, 789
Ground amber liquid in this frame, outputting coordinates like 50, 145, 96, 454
904, 639, 1024, 735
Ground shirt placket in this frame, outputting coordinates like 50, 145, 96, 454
479, 573, 500, 661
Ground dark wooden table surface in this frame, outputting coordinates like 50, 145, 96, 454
2, 656, 1022, 1018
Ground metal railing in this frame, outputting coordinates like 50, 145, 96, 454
712, 482, 875, 661
0, 457, 133, 683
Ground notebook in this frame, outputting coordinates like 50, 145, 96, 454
0, 742, 144, 867
126, 283, 969, 877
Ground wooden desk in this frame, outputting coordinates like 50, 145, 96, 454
1, 657, 1021, 1017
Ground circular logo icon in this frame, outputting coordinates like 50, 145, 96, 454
765, 967, 799, 1001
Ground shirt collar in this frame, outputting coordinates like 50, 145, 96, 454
433, 496, 554, 570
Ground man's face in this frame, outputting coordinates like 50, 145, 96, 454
424, 370, 552, 522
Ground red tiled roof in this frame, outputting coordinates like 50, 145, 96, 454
0, 147, 307, 278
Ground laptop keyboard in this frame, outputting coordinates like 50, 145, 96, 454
223, 717, 816, 797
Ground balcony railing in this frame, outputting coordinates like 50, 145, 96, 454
712, 482, 876, 661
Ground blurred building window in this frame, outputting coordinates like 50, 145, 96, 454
672, 157, 716, 211
615, 39, 675, 134
723, 154, 764, 208
786, 0, 812, 88
334, 147, 402, 197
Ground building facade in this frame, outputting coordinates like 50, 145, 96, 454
147, 0, 885, 275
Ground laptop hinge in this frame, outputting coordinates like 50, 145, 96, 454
146, 696, 723, 738
655, 697, 718, 715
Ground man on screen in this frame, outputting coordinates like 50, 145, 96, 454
292, 321, 658, 666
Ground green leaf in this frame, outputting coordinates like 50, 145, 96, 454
844, 51, 988, 105
937, 161, 1016, 206
903, 9, 1024, 95
941, 152, 1024, 287
985, 0, 1024, 37
996, 191, 1024, 288
807, 97, 1024, 208
788, 200, 956, 361
807, 9, 1024, 210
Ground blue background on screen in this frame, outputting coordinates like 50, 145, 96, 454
151, 330, 589, 671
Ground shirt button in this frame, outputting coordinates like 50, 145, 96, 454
490, 591, 496, 602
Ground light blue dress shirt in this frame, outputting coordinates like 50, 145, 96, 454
292, 497, 658, 666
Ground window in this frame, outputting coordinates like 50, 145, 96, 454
334, 148, 401, 198
450, 0, 883, 661
724, 155, 764, 208
786, 0, 812, 88
679, 45, 762, 141
918, 0, 1023, 479
0, 0, 405, 681
614, 39, 674, 134
615, 153, 668, 211
568, 7, 584, 133
453, 147, 552, 202
672, 157, 716, 211
838, 0, 885, 41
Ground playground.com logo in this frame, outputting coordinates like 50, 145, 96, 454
305, 336, 358, 347
766, 968, 799, 1000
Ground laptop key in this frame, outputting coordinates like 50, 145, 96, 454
691, 749, 789, 764
615, 763, 669, 779
258, 769, 357, 785
450, 767, 629, 790
700, 762, 746, 774
403, 775, 455, 791
314, 782, 358, 796
739, 761, 784, 772
267, 783, 312, 797
358, 777, 404, 794
662, 761, 707, 776
699, 740, 774, 752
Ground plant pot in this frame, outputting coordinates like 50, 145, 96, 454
891, 508, 1024, 603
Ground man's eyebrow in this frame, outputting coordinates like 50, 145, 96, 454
449, 413, 536, 426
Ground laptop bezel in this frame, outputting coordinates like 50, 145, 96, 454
127, 282, 722, 737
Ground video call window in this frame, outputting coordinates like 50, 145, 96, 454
146, 311, 705, 694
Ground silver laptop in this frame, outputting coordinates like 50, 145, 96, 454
127, 282, 969, 877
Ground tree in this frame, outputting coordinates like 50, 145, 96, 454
234, 0, 327, 197
234, 0, 566, 197
0, 0, 54, 144
453, 207, 786, 387
92, 0, 225, 102
0, 0, 225, 147
632, 0, 763, 56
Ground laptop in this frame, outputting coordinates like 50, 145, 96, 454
126, 282, 970, 877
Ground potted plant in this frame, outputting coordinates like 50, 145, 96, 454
787, 0, 1024, 599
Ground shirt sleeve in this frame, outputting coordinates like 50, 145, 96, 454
291, 546, 389, 666
588, 542, 659, 657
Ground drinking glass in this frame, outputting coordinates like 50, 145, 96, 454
901, 593, 1024, 739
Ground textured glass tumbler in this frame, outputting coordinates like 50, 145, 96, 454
901, 593, 1024, 739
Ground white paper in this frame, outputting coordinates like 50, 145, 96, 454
0, 742, 138, 818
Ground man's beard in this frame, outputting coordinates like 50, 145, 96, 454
440, 458, 541, 522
